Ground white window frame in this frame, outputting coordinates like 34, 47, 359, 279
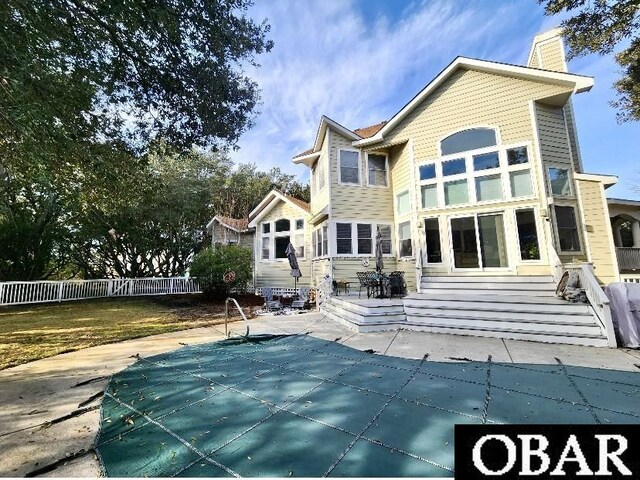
398, 221, 413, 258
551, 202, 584, 255
338, 148, 361, 186
396, 190, 411, 216
312, 222, 330, 259
330, 220, 394, 257
365, 152, 389, 188
546, 165, 574, 198
260, 218, 305, 261
422, 216, 444, 265
416, 140, 535, 211
512, 207, 544, 263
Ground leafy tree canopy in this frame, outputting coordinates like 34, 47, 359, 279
540, 0, 640, 121
0, 0, 273, 174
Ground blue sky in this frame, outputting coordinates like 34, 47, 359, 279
232, 0, 639, 199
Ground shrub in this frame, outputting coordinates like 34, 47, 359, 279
189, 245, 252, 299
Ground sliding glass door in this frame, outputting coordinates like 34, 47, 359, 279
450, 213, 508, 270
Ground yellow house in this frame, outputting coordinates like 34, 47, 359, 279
251, 29, 625, 347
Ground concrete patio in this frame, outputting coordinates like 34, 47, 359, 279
1, 312, 639, 477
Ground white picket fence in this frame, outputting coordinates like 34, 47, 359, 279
0, 277, 201, 307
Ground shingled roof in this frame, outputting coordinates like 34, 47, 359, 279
282, 193, 310, 212
293, 120, 387, 158
214, 215, 250, 232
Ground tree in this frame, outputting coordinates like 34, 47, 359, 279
0, 0, 273, 178
540, 0, 640, 121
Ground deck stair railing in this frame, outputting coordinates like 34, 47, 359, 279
564, 264, 617, 348
315, 276, 333, 310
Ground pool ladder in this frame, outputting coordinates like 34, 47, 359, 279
224, 297, 250, 339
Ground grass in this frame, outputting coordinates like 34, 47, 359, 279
0, 297, 235, 370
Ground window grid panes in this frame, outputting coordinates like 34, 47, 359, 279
357, 223, 372, 254
261, 237, 270, 260
424, 218, 442, 263
339, 150, 360, 184
295, 219, 304, 230
417, 141, 533, 210
275, 236, 290, 259
378, 225, 392, 254
441, 128, 497, 155
398, 222, 412, 258
397, 190, 410, 215
421, 184, 438, 209
275, 219, 290, 232
555, 205, 581, 252
516, 209, 540, 260
549, 167, 571, 196
368, 154, 387, 186
262, 223, 270, 234
336, 223, 352, 254
294, 233, 304, 258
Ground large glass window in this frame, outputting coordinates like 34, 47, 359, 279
510, 170, 533, 197
444, 179, 469, 205
424, 218, 442, 263
336, 223, 352, 254
473, 152, 500, 171
419, 164, 436, 181
275, 219, 290, 232
554, 205, 581, 252
442, 158, 466, 176
275, 236, 290, 258
294, 232, 305, 258
368, 154, 387, 186
357, 224, 372, 254
397, 190, 410, 215
549, 167, 571, 196
441, 128, 497, 155
475, 174, 503, 201
339, 150, 360, 184
378, 225, 392, 254
515, 209, 540, 260
507, 146, 529, 165
398, 222, 412, 257
421, 184, 438, 208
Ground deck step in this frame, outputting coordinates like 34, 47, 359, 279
403, 307, 596, 324
421, 275, 555, 284
419, 287, 556, 297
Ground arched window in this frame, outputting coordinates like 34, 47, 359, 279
440, 128, 497, 156
275, 219, 290, 232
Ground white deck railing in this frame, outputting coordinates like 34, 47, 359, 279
564, 264, 617, 348
0, 277, 201, 306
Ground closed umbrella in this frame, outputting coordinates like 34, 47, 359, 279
285, 242, 302, 295
375, 226, 384, 273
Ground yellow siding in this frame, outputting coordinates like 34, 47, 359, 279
538, 40, 566, 72
311, 131, 330, 215
576, 179, 619, 284
535, 102, 573, 168
254, 200, 312, 288
330, 130, 395, 221
528, 52, 540, 69
563, 102, 582, 172
381, 69, 573, 159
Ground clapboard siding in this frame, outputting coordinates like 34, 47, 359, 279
538, 40, 566, 72
535, 103, 573, 169
330, 130, 395, 221
311, 131, 330, 215
576, 179, 619, 284
380, 69, 573, 160
254, 200, 312, 288
563, 102, 582, 172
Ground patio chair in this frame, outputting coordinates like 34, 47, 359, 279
357, 271, 379, 299
262, 288, 282, 312
388, 271, 407, 298
291, 287, 310, 309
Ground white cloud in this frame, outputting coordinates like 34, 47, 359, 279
231, 0, 537, 181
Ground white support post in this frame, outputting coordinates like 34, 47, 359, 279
170, 278, 175, 294
57, 282, 64, 303
107, 279, 113, 297
632, 220, 640, 248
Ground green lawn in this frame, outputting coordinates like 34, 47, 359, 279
0, 297, 231, 370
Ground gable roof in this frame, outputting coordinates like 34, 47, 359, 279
248, 189, 310, 227
206, 215, 251, 232
292, 119, 388, 165
353, 56, 593, 148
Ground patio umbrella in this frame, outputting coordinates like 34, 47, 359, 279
375, 226, 384, 274
285, 242, 302, 294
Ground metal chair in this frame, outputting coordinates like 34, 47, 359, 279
388, 271, 406, 298
262, 288, 282, 311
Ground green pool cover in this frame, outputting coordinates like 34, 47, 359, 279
96, 334, 640, 477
